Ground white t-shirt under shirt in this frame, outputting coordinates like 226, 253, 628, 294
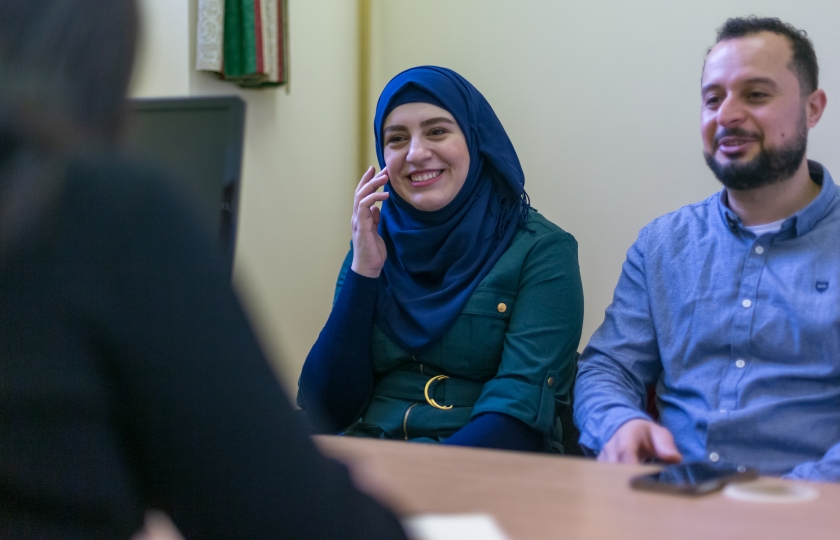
745, 218, 785, 236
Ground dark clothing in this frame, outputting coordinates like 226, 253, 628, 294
0, 155, 406, 539
299, 211, 583, 450
371, 66, 531, 353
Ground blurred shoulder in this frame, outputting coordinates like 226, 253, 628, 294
64, 150, 176, 207
60, 149, 216, 255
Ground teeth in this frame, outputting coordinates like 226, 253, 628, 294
411, 171, 442, 182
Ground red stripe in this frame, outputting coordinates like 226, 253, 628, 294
254, 0, 264, 73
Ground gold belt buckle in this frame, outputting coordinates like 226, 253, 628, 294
423, 375, 453, 410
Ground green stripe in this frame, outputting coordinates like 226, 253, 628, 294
223, 0, 258, 78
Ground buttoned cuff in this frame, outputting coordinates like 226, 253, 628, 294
472, 376, 557, 436
578, 406, 653, 454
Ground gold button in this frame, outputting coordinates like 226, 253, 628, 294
497, 303, 507, 313
547, 377, 556, 387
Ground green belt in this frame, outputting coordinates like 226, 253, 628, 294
373, 369, 484, 408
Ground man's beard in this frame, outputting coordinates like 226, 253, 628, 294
704, 122, 808, 191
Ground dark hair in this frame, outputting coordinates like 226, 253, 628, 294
0, 0, 139, 149
711, 16, 818, 95
0, 0, 138, 248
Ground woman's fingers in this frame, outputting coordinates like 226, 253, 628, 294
355, 192, 390, 228
353, 166, 376, 213
355, 165, 376, 190
351, 167, 389, 278
354, 167, 389, 215
355, 166, 388, 194
360, 190, 390, 207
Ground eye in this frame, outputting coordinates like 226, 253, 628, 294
704, 95, 722, 108
427, 127, 450, 137
747, 91, 770, 100
386, 134, 407, 144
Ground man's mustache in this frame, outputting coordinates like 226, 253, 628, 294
714, 127, 762, 145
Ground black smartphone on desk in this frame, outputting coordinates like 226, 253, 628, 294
630, 462, 758, 495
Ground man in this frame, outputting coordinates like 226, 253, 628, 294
574, 16, 840, 482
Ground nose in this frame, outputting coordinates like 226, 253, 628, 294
405, 136, 432, 164
716, 94, 747, 128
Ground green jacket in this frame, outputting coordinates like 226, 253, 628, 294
339, 211, 583, 449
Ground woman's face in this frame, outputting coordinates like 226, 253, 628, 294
382, 102, 470, 212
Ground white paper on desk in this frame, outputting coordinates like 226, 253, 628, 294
402, 513, 510, 540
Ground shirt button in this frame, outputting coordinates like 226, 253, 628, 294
719, 409, 727, 413
742, 299, 752, 308
735, 359, 746, 368
497, 303, 507, 313
547, 377, 556, 388
709, 452, 720, 462
755, 246, 764, 254
737, 465, 747, 473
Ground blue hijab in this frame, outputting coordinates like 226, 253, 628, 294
373, 66, 529, 353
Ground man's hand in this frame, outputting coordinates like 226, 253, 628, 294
597, 418, 683, 464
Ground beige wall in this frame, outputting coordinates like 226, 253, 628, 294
132, 0, 191, 96
133, 0, 359, 394
133, 1, 840, 390
368, 0, 840, 349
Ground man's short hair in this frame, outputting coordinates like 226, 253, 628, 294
712, 16, 819, 95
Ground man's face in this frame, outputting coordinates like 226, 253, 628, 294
700, 32, 810, 190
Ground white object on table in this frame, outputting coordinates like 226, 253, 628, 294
723, 478, 819, 503
403, 513, 511, 540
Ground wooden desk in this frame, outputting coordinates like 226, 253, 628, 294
317, 436, 840, 540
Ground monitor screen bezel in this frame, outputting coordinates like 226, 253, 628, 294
126, 95, 246, 264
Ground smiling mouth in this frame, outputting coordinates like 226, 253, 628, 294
410, 170, 443, 182
718, 136, 757, 148
714, 129, 761, 156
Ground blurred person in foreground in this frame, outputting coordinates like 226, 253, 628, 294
0, 0, 406, 538
574, 16, 840, 482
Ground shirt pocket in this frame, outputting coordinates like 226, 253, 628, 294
442, 288, 515, 377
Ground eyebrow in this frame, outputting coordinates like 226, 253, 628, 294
701, 77, 780, 94
420, 116, 456, 128
382, 117, 456, 134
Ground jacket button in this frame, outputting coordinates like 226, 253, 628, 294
547, 377, 555, 387
497, 303, 507, 313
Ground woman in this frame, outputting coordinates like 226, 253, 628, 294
0, 1, 405, 538
299, 66, 583, 452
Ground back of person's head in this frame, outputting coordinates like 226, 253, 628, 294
0, 0, 138, 248
0, 0, 138, 147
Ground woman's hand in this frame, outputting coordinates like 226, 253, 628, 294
351, 166, 390, 278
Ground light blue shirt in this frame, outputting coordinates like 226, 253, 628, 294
575, 161, 840, 482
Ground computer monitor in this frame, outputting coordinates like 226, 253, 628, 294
122, 96, 246, 267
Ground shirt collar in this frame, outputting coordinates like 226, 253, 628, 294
717, 160, 837, 237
